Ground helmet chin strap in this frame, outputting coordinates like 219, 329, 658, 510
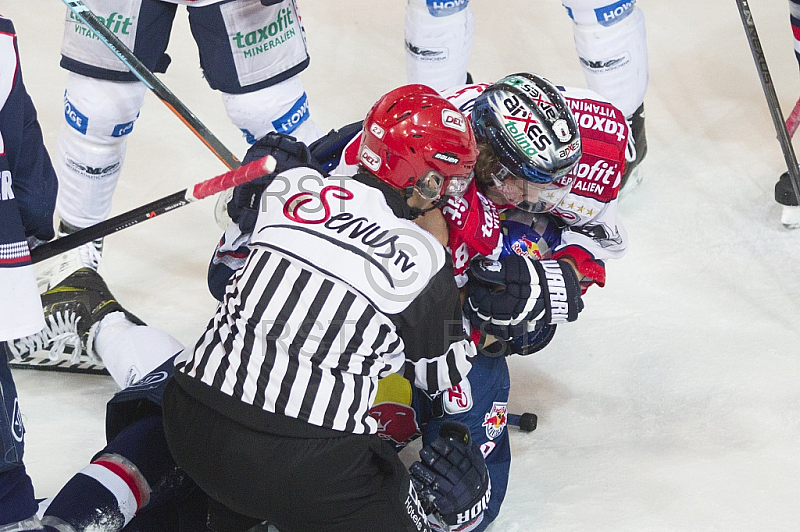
404, 185, 447, 220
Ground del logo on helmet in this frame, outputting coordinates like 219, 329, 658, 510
442, 108, 467, 132
359, 145, 382, 172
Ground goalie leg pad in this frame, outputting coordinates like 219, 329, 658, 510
563, 1, 648, 117
405, 0, 474, 91
55, 74, 146, 228
221, 76, 321, 145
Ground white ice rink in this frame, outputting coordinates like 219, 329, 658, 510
4, 1, 800, 530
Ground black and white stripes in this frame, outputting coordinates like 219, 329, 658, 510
176, 247, 472, 434
175, 172, 475, 435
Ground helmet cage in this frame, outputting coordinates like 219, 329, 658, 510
472, 73, 582, 185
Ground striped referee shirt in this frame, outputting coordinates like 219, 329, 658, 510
174, 168, 475, 436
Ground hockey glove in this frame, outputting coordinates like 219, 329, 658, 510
464, 255, 583, 341
410, 422, 490, 528
228, 132, 322, 234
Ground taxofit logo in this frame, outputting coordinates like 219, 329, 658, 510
233, 7, 297, 59
69, 10, 134, 38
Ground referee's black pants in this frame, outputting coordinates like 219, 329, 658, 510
162, 380, 430, 532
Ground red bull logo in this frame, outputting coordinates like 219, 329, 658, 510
370, 402, 420, 447
511, 235, 543, 260
482, 402, 508, 440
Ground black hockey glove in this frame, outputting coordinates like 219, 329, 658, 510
464, 255, 583, 341
228, 132, 322, 234
474, 322, 559, 358
507, 323, 558, 356
409, 422, 490, 528
260, 0, 283, 5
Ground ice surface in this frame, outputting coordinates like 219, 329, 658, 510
4, 1, 800, 530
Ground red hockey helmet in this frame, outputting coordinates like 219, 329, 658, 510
359, 84, 478, 200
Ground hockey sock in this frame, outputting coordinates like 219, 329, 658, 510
0, 465, 38, 527
93, 312, 183, 388
41, 416, 184, 532
40, 456, 147, 531
791, 0, 800, 72
404, 0, 474, 91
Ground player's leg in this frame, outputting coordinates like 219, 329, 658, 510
791, 0, 800, 70
0, 348, 41, 530
187, 0, 321, 145
562, 0, 648, 192
54, 0, 177, 274
404, 0, 474, 91
420, 354, 511, 532
777, 1, 800, 228
39, 415, 203, 532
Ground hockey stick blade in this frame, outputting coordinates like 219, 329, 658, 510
61, 0, 240, 170
508, 412, 538, 432
31, 156, 276, 264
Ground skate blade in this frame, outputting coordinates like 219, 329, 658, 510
781, 205, 800, 229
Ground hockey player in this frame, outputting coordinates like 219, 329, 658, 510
775, 0, 800, 228
162, 85, 490, 532
51, 0, 321, 275
0, 15, 60, 530
404, 0, 648, 192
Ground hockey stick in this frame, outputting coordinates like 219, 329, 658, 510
508, 412, 537, 432
735, 0, 800, 205
61, 0, 240, 170
786, 96, 800, 139
30, 155, 276, 264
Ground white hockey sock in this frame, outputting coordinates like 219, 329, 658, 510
94, 312, 183, 388
404, 0, 474, 91
570, 6, 648, 118
222, 76, 322, 145
55, 74, 146, 228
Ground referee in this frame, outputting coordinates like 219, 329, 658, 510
163, 85, 479, 532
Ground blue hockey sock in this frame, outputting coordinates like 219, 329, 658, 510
0, 464, 38, 526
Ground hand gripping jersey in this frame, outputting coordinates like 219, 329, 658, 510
332, 82, 629, 290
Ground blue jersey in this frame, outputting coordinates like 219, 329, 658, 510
0, 16, 57, 340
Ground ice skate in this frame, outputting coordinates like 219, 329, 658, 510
775, 170, 800, 229
618, 103, 648, 198
7, 268, 143, 373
